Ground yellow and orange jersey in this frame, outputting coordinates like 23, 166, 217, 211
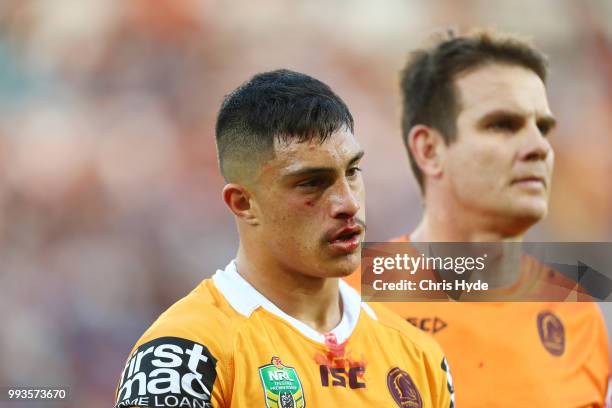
398, 301, 610, 407
114, 260, 455, 408
347, 235, 611, 407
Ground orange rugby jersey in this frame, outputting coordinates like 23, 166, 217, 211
114, 260, 455, 408
347, 236, 611, 407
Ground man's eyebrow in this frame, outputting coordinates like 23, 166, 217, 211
478, 109, 557, 128
349, 150, 365, 165
477, 110, 523, 124
283, 150, 365, 179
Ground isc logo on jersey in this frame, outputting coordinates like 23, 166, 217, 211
115, 337, 217, 408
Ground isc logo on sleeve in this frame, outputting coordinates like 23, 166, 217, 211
115, 337, 217, 408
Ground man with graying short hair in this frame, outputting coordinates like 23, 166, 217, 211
348, 29, 611, 407
114, 69, 455, 407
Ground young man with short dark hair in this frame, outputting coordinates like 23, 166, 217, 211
114, 69, 455, 408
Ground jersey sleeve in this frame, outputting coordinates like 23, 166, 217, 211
113, 281, 239, 408
415, 332, 455, 408
592, 304, 611, 406
431, 353, 455, 408
114, 333, 229, 408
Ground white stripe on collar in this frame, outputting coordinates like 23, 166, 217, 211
212, 260, 376, 344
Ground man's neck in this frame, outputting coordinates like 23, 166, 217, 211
411, 212, 527, 289
235, 246, 342, 334
412, 205, 525, 242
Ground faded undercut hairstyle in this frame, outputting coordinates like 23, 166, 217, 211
215, 69, 354, 183
400, 29, 549, 191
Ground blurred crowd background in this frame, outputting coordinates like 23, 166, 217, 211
0, 0, 611, 406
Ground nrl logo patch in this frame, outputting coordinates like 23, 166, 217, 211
259, 357, 306, 408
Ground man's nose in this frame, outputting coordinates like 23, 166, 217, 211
329, 180, 361, 219
520, 122, 552, 162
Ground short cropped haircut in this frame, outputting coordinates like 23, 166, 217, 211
400, 29, 549, 191
215, 69, 354, 182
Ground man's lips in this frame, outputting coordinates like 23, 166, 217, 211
327, 225, 364, 253
511, 175, 547, 188
328, 225, 363, 242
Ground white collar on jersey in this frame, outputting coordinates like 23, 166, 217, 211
212, 260, 377, 345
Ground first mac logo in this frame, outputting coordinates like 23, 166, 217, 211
115, 337, 217, 408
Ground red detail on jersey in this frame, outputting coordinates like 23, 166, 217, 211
272, 356, 283, 369
315, 334, 367, 386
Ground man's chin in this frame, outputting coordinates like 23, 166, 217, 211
498, 201, 548, 234
325, 252, 361, 277
515, 199, 548, 221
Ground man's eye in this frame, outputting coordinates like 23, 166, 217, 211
296, 178, 324, 188
487, 120, 518, 131
347, 166, 362, 178
537, 122, 552, 136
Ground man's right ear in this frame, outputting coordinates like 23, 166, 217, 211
407, 124, 445, 180
222, 184, 260, 225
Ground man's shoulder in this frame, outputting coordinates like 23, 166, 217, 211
389, 234, 410, 243
114, 279, 241, 408
133, 278, 244, 354
364, 301, 445, 357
